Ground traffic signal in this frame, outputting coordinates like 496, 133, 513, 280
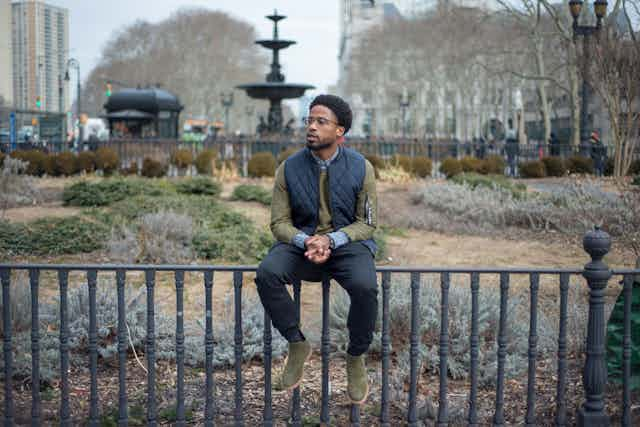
36, 96, 41, 109
105, 83, 112, 97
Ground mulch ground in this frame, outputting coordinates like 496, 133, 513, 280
2, 350, 637, 426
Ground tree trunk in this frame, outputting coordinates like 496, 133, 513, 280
535, 37, 552, 144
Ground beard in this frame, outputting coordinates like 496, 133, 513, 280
306, 140, 334, 151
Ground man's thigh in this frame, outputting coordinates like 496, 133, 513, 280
258, 243, 323, 283
328, 242, 377, 291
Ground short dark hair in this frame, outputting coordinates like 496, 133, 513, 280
309, 94, 352, 134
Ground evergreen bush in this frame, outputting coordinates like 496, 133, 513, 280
231, 184, 272, 205
175, 177, 221, 196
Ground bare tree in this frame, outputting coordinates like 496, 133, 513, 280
591, 0, 640, 177
82, 8, 269, 131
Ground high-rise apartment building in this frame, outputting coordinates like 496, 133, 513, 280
0, 0, 13, 106
12, 0, 69, 112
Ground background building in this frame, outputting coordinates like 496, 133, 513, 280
0, 0, 13, 106
11, 0, 70, 113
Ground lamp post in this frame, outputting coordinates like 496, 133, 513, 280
220, 92, 234, 135
245, 105, 255, 135
568, 0, 607, 155
399, 89, 411, 139
64, 58, 81, 150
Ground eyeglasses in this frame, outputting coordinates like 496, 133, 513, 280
302, 116, 339, 127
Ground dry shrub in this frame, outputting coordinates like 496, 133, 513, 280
277, 147, 299, 165
171, 148, 193, 170
0, 157, 41, 212
479, 155, 506, 175
392, 154, 413, 173
95, 147, 119, 175
141, 158, 166, 178
10, 150, 46, 176
54, 152, 78, 176
248, 152, 276, 177
213, 159, 240, 181
194, 149, 217, 175
519, 160, 546, 178
566, 156, 594, 175
77, 151, 96, 173
439, 157, 462, 178
460, 156, 482, 173
541, 156, 566, 177
378, 164, 413, 183
411, 156, 432, 178
121, 160, 139, 176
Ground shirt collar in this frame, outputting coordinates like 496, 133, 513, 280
310, 145, 341, 170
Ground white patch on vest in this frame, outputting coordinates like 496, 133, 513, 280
365, 195, 372, 226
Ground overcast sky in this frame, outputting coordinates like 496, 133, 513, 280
47, 0, 342, 96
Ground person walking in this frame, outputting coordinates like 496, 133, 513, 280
255, 94, 378, 404
590, 131, 606, 176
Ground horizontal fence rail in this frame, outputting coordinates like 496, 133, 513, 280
1, 230, 637, 425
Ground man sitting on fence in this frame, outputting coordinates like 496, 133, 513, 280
254, 94, 378, 404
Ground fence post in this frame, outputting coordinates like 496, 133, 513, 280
578, 226, 611, 426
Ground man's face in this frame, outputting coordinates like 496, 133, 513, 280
305, 105, 345, 151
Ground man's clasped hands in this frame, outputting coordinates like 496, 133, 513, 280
303, 235, 332, 264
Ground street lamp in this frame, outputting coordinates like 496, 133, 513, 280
568, 0, 607, 154
64, 58, 81, 150
220, 92, 234, 135
399, 89, 411, 139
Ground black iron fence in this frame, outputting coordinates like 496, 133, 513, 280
0, 228, 637, 425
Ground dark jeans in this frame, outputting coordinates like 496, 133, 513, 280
255, 241, 378, 356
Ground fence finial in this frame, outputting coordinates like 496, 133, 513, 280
578, 226, 612, 426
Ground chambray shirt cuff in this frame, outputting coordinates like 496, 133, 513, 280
292, 232, 310, 250
327, 231, 350, 249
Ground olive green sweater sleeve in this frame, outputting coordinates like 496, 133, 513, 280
339, 160, 377, 241
270, 163, 301, 244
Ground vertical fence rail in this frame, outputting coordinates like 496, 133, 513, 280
175, 270, 186, 426
493, 272, 510, 426
204, 271, 215, 427
1, 268, 13, 427
437, 272, 450, 426
87, 269, 99, 426
468, 272, 480, 426
116, 269, 128, 426
525, 273, 540, 426
320, 277, 331, 424
145, 270, 157, 426
380, 271, 391, 427
621, 274, 632, 427
263, 305, 273, 427
29, 268, 40, 427
408, 272, 421, 427
555, 273, 570, 426
58, 269, 71, 427
291, 280, 302, 427
233, 271, 244, 426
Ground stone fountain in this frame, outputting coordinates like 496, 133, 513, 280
237, 10, 314, 133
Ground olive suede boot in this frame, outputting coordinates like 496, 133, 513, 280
346, 353, 369, 404
273, 340, 312, 392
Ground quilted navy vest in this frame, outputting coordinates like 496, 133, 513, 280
284, 146, 377, 256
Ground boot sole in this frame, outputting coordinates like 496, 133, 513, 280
348, 381, 369, 405
274, 347, 312, 393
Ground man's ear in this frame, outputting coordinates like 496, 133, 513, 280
336, 126, 345, 137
